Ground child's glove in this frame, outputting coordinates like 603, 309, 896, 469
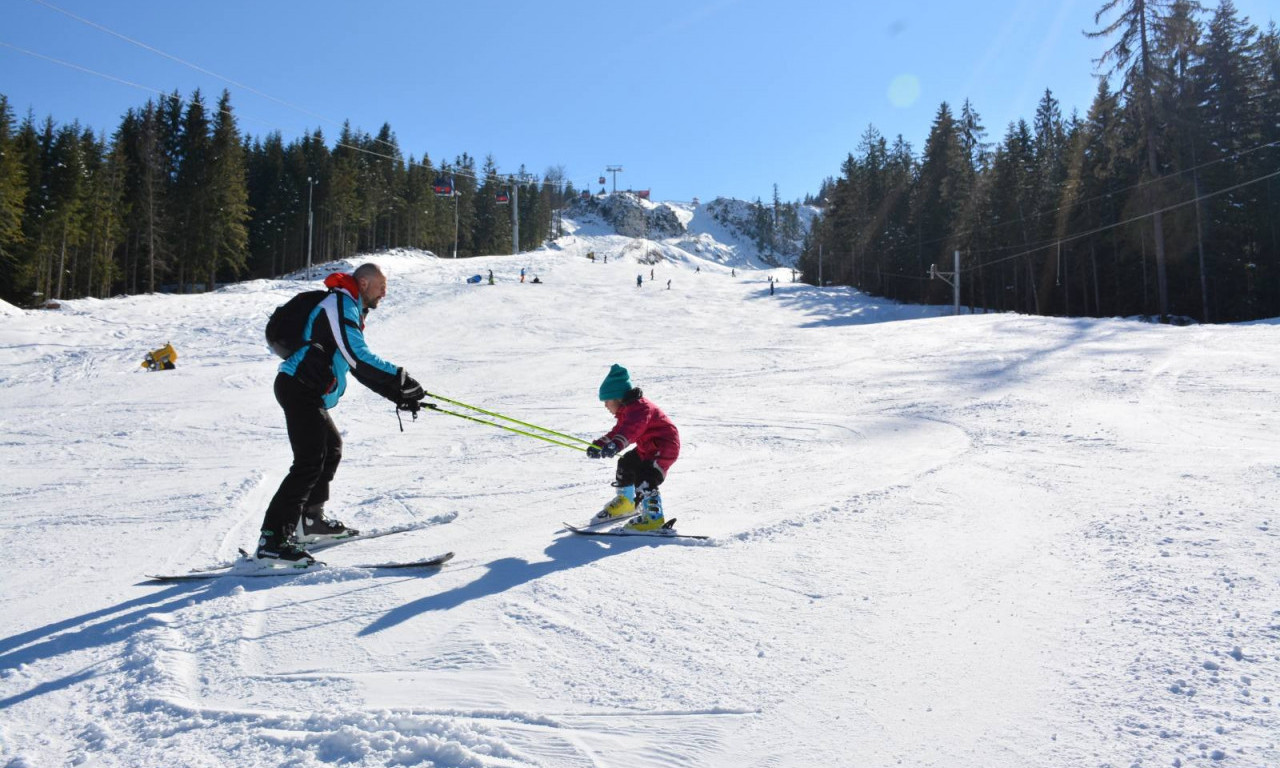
587, 437, 622, 459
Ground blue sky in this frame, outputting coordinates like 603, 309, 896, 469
2, 0, 1276, 203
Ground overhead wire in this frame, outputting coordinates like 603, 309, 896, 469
960, 165, 1280, 274
0, 40, 317, 138
22, 0, 559, 188
816, 137, 1280, 264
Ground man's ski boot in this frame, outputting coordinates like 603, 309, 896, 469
254, 529, 316, 565
296, 504, 356, 543
592, 493, 636, 523
624, 493, 666, 532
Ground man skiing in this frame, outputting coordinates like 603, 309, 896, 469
256, 262, 425, 564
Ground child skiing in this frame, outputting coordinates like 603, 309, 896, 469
586, 364, 680, 532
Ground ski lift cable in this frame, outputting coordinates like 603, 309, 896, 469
28, 0, 359, 143
2, 36, 550, 190
816, 137, 1280, 264
24, 0, 555, 188
0, 40, 312, 138
960, 165, 1280, 275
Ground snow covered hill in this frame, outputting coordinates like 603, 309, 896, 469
1, 232, 1278, 768
564, 193, 817, 270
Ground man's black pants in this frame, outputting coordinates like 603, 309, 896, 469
260, 373, 342, 537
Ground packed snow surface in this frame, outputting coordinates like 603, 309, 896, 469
1, 232, 1278, 767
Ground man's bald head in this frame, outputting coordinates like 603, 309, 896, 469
354, 263, 387, 309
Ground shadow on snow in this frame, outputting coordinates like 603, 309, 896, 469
358, 532, 663, 636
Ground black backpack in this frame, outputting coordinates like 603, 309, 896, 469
265, 289, 329, 359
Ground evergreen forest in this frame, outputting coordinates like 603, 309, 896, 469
0, 87, 575, 305
800, 0, 1280, 323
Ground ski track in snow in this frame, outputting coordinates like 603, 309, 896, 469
1, 229, 1279, 767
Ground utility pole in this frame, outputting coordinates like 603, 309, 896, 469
818, 243, 823, 287
605, 165, 623, 194
452, 191, 460, 259
306, 176, 317, 277
930, 250, 962, 315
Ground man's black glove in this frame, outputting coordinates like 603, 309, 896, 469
397, 368, 424, 407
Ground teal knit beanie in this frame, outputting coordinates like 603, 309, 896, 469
598, 364, 633, 401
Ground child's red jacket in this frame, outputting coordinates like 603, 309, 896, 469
599, 395, 681, 473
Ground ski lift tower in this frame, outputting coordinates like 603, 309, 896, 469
605, 165, 623, 194
506, 171, 533, 256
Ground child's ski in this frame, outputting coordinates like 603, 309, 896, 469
146, 551, 454, 582
575, 512, 640, 530
563, 519, 709, 540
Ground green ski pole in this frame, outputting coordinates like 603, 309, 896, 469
423, 391, 594, 447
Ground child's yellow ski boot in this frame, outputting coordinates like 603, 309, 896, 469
592, 494, 635, 523
624, 494, 665, 532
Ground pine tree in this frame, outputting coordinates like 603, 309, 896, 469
44, 122, 89, 300
328, 122, 363, 259
207, 90, 249, 288
1153, 0, 1207, 319
364, 123, 401, 250
915, 102, 970, 302
1032, 89, 1070, 313
0, 95, 26, 280
247, 132, 288, 276
473, 156, 513, 256
958, 98, 991, 170
1088, 0, 1176, 320
1256, 22, 1280, 278
128, 100, 176, 293
1198, 0, 1264, 319
175, 90, 212, 290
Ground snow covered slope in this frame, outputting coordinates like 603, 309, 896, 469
1, 238, 1278, 768
563, 194, 816, 270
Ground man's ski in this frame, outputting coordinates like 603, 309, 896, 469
563, 519, 709, 540
302, 521, 440, 552
187, 522, 437, 573
146, 551, 454, 582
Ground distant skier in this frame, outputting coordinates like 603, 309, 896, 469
636, 274, 643, 288
257, 263, 425, 564
667, 279, 671, 290
520, 267, 526, 283
487, 269, 494, 285
586, 364, 681, 532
